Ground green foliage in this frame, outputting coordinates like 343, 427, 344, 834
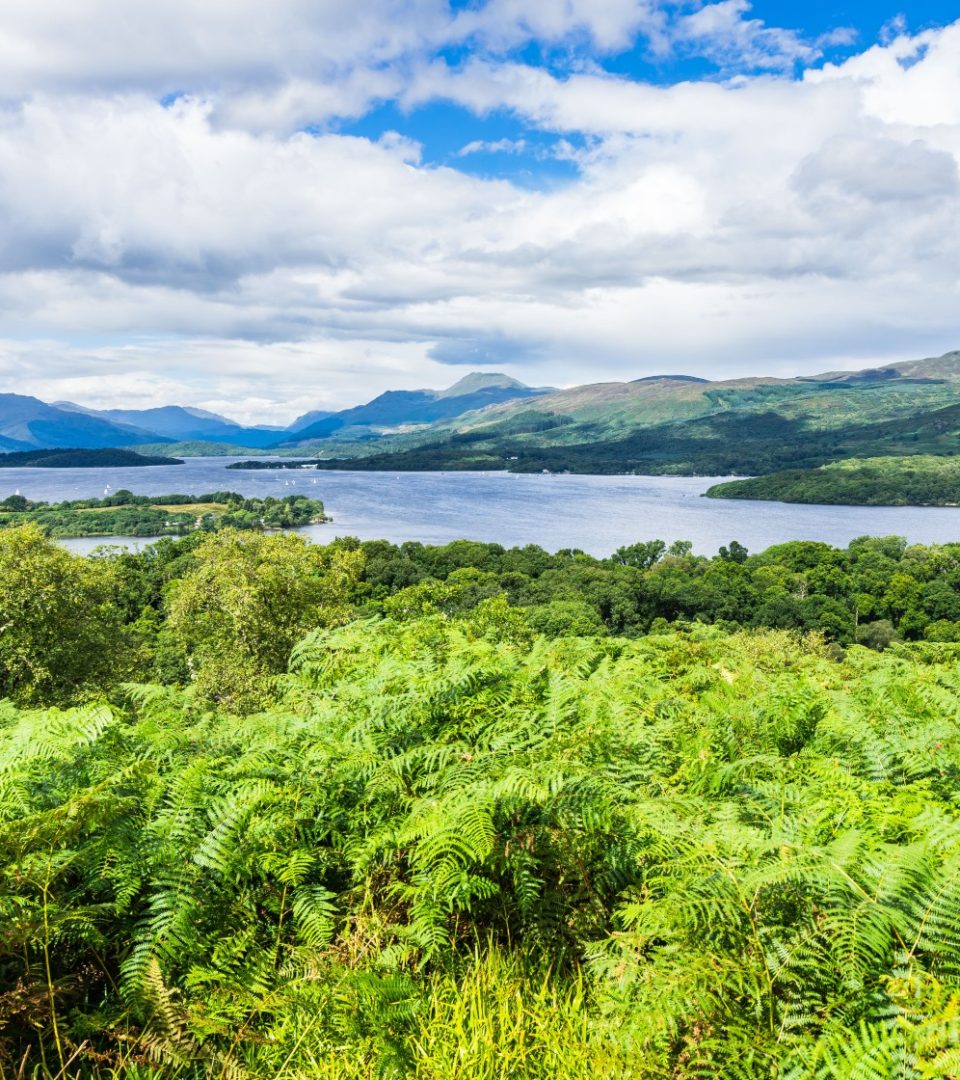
9, 517, 960, 1073
5, 616, 960, 1075
11, 526, 960, 707
0, 525, 130, 703
164, 529, 363, 709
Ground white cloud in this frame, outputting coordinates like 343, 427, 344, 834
674, 0, 821, 71
458, 137, 528, 156
0, 1, 851, 130
0, 8, 957, 414
449, 0, 665, 53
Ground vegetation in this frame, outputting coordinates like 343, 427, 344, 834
707, 455, 960, 505
310, 399, 960, 476
227, 459, 321, 469
0, 448, 182, 468
298, 355, 960, 476
8, 528, 960, 704
134, 442, 284, 458
7, 525, 960, 1075
0, 490, 328, 537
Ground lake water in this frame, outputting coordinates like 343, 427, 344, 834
3, 457, 960, 558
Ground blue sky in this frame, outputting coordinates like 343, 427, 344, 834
0, 1, 958, 419
336, 1, 960, 184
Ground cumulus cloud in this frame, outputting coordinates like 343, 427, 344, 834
673, 0, 821, 70
794, 136, 959, 204
0, 4, 958, 414
0, 1, 853, 130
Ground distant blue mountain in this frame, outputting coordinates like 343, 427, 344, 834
56, 403, 285, 448
0, 394, 167, 451
0, 373, 550, 455
281, 373, 549, 444
286, 409, 336, 433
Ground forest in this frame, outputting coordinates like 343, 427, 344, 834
0, 449, 181, 468
4, 524, 960, 1076
707, 456, 960, 506
0, 491, 328, 538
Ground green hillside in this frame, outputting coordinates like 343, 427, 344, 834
311, 351, 960, 475
707, 455, 960, 505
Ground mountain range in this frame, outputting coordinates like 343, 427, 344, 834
0, 373, 547, 453
309, 350, 960, 475
4, 352, 960, 476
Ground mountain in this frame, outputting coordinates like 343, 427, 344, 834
9, 354, 960, 468
310, 351, 960, 475
279, 372, 550, 445
56, 403, 285, 448
286, 410, 336, 433
435, 372, 529, 398
0, 372, 549, 456
0, 394, 168, 451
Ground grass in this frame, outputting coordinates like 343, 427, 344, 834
150, 503, 228, 514
75, 503, 228, 514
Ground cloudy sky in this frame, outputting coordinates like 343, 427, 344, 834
1, 0, 958, 423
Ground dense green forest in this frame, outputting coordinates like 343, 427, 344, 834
706, 456, 960, 505
0, 491, 328, 537
0, 448, 181, 468
6, 525, 960, 1076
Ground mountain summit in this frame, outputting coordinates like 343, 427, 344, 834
437, 372, 530, 398
281, 372, 548, 444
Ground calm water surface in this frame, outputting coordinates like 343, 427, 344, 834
4, 457, 960, 558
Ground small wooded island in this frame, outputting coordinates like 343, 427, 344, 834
706, 455, 960, 506
0, 448, 183, 468
0, 490, 328, 537
226, 459, 319, 470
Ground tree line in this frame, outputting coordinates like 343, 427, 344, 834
6, 525, 960, 708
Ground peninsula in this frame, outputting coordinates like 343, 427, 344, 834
705, 455, 960, 506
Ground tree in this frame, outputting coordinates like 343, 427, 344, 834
718, 540, 748, 564
855, 618, 897, 650
164, 530, 363, 710
526, 599, 608, 637
0, 524, 128, 703
611, 540, 666, 570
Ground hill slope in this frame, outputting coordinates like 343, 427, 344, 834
319, 351, 960, 474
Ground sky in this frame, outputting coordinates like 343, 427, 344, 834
0, 1, 959, 424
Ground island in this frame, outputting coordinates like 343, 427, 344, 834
705, 455, 960, 506
0, 490, 329, 537
226, 459, 320, 469
0, 448, 183, 468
